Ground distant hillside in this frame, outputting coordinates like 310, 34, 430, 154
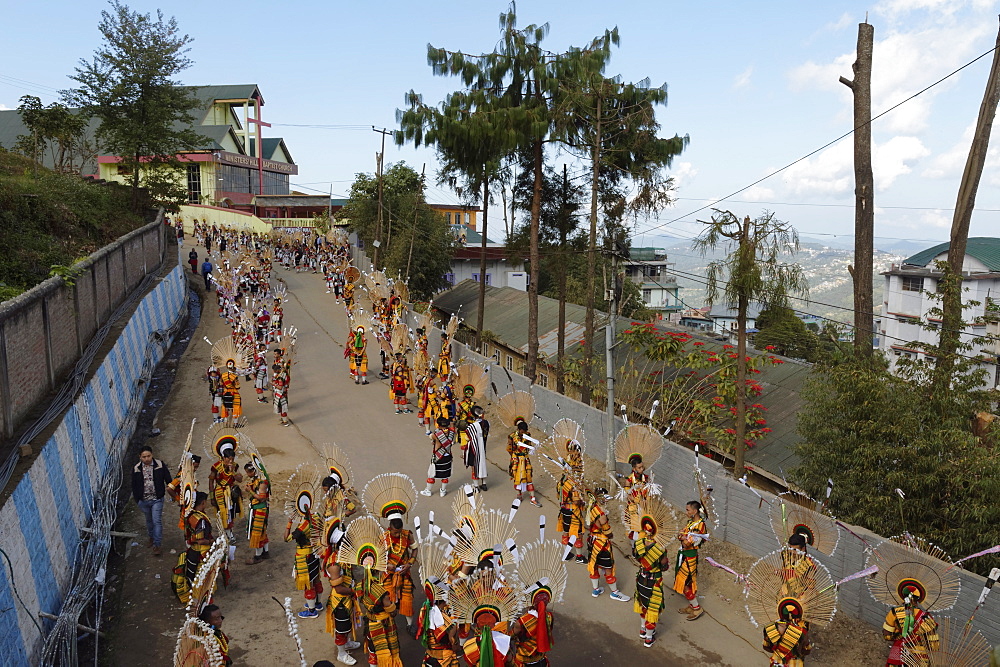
0, 149, 148, 301
660, 238, 903, 324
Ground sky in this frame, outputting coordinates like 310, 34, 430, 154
3, 0, 1000, 250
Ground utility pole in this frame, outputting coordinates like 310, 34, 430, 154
605, 250, 618, 475
372, 126, 392, 270
557, 164, 568, 394
840, 22, 875, 358
406, 164, 425, 278
475, 173, 490, 353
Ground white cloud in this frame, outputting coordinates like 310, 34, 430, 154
670, 162, 698, 190
874, 0, 996, 20
918, 209, 952, 228
733, 66, 753, 90
778, 135, 928, 196
0, 104, 11, 111
873, 135, 930, 188
827, 12, 855, 31
742, 184, 776, 201
789, 18, 994, 134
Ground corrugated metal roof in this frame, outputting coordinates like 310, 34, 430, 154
188, 84, 263, 107
433, 280, 808, 477
903, 237, 1000, 272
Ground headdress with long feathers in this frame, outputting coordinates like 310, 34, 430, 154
209, 336, 253, 374
452, 507, 520, 570
495, 391, 535, 430
455, 362, 489, 401
745, 547, 838, 629
626, 495, 681, 551
770, 491, 840, 556
450, 569, 521, 628
337, 514, 389, 572
867, 534, 961, 613
203, 422, 244, 461
614, 424, 664, 468
362, 472, 418, 525
185, 536, 228, 617
902, 616, 991, 667
173, 617, 225, 667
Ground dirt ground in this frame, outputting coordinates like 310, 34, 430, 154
100, 240, 889, 666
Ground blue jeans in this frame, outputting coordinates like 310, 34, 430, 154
138, 498, 164, 547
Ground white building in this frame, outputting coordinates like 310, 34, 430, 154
708, 303, 762, 336
444, 226, 527, 292
623, 247, 682, 319
879, 237, 1000, 388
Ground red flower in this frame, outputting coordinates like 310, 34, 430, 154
764, 345, 776, 351
693, 341, 704, 346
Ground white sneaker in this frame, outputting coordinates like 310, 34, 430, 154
344, 640, 360, 650
337, 649, 357, 665
610, 590, 631, 602
420, 489, 432, 497
440, 487, 448, 497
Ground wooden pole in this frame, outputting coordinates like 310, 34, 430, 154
935, 18, 1000, 391
372, 127, 392, 269
840, 22, 875, 358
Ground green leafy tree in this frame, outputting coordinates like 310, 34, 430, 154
63, 1, 204, 212
694, 210, 808, 474
337, 162, 456, 300
13, 95, 92, 174
754, 304, 819, 362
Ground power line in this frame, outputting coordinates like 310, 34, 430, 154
631, 43, 1000, 239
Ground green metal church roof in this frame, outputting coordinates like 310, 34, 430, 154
903, 237, 1000, 272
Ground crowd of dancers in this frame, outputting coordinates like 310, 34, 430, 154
164, 221, 997, 667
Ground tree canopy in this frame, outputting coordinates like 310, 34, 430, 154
63, 0, 204, 211
337, 162, 457, 301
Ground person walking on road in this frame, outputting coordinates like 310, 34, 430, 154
201, 258, 214, 291
188, 248, 199, 274
463, 406, 489, 492
131, 445, 171, 556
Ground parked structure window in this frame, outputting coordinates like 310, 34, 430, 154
538, 372, 548, 388
642, 289, 652, 303
472, 273, 492, 285
187, 164, 202, 203
901, 276, 924, 292
506, 355, 513, 371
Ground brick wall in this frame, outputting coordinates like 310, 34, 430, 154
0, 216, 167, 442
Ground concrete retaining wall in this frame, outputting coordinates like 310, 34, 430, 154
0, 265, 187, 666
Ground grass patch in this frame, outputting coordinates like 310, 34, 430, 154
0, 148, 149, 298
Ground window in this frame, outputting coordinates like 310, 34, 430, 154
472, 273, 492, 285
491, 348, 501, 364
506, 355, 514, 371
464, 212, 471, 225
642, 289, 652, 303
901, 276, 924, 292
443, 273, 455, 285
538, 372, 548, 388
445, 212, 452, 224
187, 164, 202, 203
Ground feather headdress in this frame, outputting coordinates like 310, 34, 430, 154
867, 534, 961, 613
419, 535, 454, 603
449, 569, 522, 628
626, 495, 681, 551
344, 265, 361, 284
283, 461, 328, 553
452, 485, 483, 533
445, 313, 460, 339
517, 540, 568, 605
452, 507, 519, 570
365, 269, 388, 294
455, 362, 489, 401
209, 336, 253, 374
337, 514, 388, 572
320, 443, 354, 492
239, 431, 269, 481
391, 322, 409, 354
393, 280, 410, 306
362, 472, 418, 525
745, 547, 838, 629
203, 422, 244, 461
902, 616, 991, 667
614, 423, 664, 469
178, 419, 198, 518
495, 391, 535, 430
185, 536, 228, 617
173, 617, 225, 667
693, 443, 718, 530
770, 491, 840, 556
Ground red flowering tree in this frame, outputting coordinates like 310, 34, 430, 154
618, 321, 785, 462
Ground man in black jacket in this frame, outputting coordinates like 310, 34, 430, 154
132, 445, 171, 556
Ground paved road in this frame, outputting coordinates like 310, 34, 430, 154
105, 240, 883, 666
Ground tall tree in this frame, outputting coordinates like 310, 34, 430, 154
337, 162, 456, 300
398, 4, 618, 383
694, 210, 808, 474
63, 0, 204, 212
839, 22, 875, 359
934, 19, 1000, 394
13, 95, 91, 174
556, 71, 688, 404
